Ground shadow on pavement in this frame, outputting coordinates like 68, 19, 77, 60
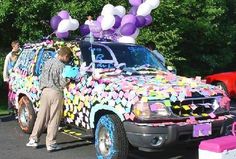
0, 114, 16, 122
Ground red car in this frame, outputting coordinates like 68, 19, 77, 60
205, 71, 236, 98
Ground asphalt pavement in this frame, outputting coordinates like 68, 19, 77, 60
0, 100, 235, 159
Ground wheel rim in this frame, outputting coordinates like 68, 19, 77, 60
98, 126, 112, 156
20, 105, 29, 127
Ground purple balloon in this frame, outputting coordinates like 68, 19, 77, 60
121, 14, 137, 26
113, 15, 122, 29
89, 21, 102, 33
58, 10, 70, 19
129, 0, 142, 6
128, 6, 138, 15
97, 16, 104, 23
50, 15, 62, 31
145, 15, 153, 26
80, 24, 90, 36
56, 31, 69, 39
136, 16, 146, 28
120, 23, 136, 36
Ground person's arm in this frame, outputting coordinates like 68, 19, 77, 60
3, 53, 11, 82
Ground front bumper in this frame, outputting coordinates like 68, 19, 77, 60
124, 117, 233, 152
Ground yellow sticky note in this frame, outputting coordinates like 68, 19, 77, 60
141, 97, 148, 102
183, 114, 190, 117
173, 105, 180, 109
182, 105, 190, 110
202, 113, 208, 117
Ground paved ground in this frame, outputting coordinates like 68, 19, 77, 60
0, 100, 235, 159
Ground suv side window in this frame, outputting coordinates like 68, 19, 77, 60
14, 48, 37, 75
81, 44, 114, 68
34, 48, 56, 76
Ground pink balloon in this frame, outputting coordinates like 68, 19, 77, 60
58, 10, 70, 19
97, 16, 104, 23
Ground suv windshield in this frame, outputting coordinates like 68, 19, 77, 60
109, 44, 166, 71
81, 42, 166, 71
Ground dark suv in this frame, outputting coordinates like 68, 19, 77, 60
9, 40, 233, 159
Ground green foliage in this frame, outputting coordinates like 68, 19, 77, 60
0, 0, 235, 77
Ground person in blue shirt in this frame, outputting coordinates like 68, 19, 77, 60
145, 41, 165, 66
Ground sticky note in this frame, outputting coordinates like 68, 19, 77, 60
141, 97, 148, 102
182, 105, 190, 110
164, 100, 171, 107
150, 103, 158, 111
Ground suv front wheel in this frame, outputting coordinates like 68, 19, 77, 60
95, 114, 129, 159
18, 96, 36, 134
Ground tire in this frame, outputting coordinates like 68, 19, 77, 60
216, 82, 229, 96
18, 96, 36, 134
95, 114, 129, 159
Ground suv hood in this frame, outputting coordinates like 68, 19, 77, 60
97, 70, 229, 108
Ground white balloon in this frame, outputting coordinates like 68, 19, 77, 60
101, 15, 115, 30
118, 36, 136, 44
101, 4, 115, 16
137, 3, 152, 16
69, 19, 79, 31
114, 5, 126, 17
130, 28, 140, 38
57, 19, 71, 32
145, 0, 160, 9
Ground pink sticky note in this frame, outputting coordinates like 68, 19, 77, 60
150, 103, 158, 111
209, 112, 216, 118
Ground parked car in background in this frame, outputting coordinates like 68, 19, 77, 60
205, 71, 236, 98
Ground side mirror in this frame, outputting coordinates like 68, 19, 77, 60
167, 66, 177, 74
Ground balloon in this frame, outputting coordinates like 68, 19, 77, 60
135, 16, 146, 28
145, 15, 153, 26
57, 19, 71, 32
120, 23, 136, 36
93, 32, 102, 38
89, 21, 102, 33
146, 0, 160, 9
121, 14, 136, 26
58, 10, 70, 19
130, 28, 140, 38
80, 24, 90, 36
114, 6, 126, 17
128, 6, 138, 15
56, 31, 69, 39
118, 36, 135, 44
97, 16, 104, 23
101, 4, 115, 16
50, 15, 62, 31
113, 15, 122, 29
137, 3, 152, 16
101, 15, 115, 30
129, 0, 142, 6
69, 18, 79, 31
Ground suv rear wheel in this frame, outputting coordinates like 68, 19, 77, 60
95, 114, 129, 159
18, 96, 36, 134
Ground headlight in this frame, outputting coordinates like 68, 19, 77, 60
132, 101, 170, 120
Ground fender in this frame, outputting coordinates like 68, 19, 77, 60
15, 90, 39, 111
89, 104, 125, 128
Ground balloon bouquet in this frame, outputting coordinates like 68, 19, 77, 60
79, 0, 160, 44
50, 10, 80, 39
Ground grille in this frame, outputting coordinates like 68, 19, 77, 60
170, 97, 216, 118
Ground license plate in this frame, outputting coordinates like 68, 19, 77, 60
193, 123, 212, 138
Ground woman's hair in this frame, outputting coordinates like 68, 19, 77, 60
58, 46, 72, 57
